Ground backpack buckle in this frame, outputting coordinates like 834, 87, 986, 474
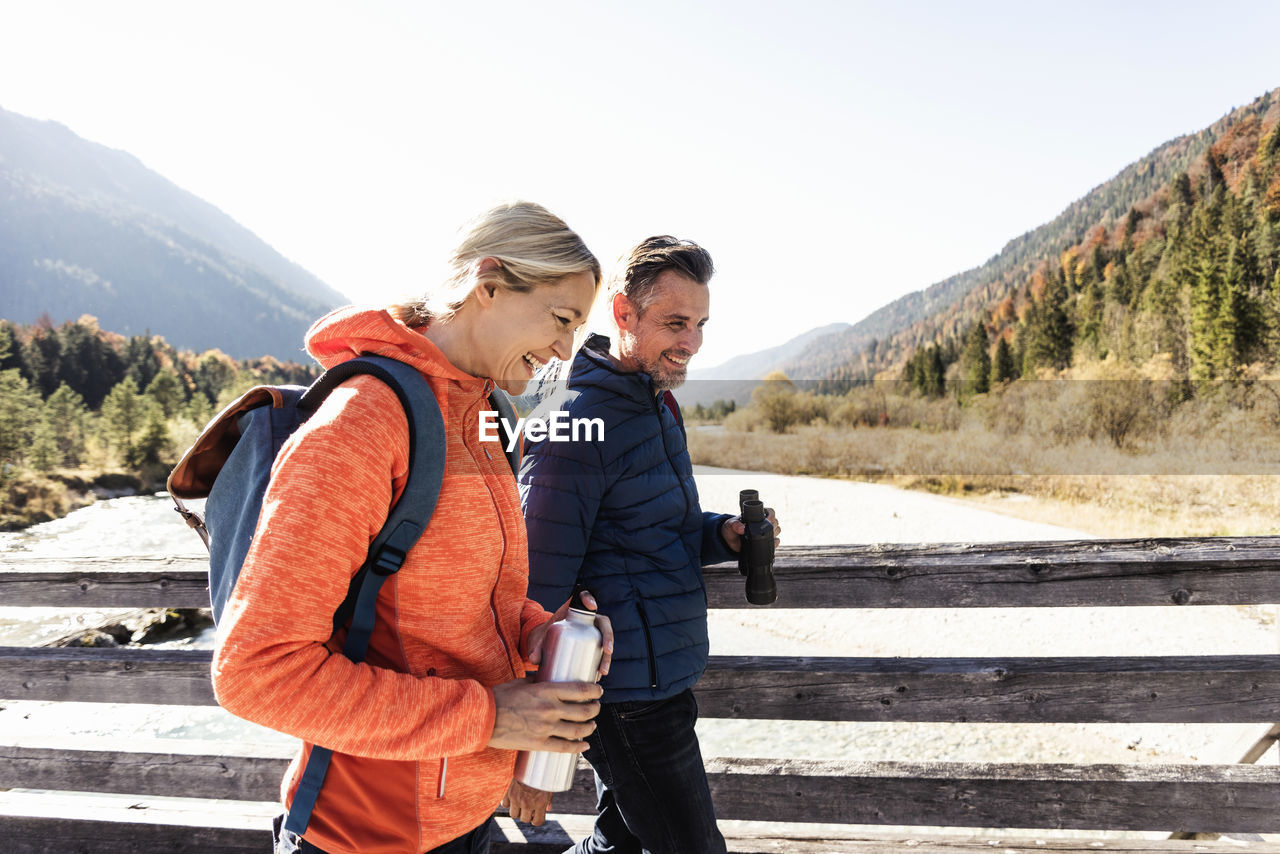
371, 544, 407, 576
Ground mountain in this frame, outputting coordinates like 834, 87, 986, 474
680, 322, 852, 406
779, 87, 1280, 384
0, 107, 346, 360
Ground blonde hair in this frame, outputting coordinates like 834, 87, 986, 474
393, 201, 601, 325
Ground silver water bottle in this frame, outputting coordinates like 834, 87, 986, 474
513, 594, 604, 792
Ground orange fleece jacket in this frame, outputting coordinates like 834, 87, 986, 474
211, 306, 552, 854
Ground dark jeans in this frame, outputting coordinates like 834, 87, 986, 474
273, 813, 492, 854
571, 689, 726, 854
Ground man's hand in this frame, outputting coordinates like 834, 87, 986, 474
488, 680, 602, 752
503, 779, 554, 826
527, 590, 614, 679
721, 506, 782, 552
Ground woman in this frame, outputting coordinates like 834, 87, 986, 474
212, 201, 612, 854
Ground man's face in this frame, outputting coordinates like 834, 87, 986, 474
615, 269, 709, 391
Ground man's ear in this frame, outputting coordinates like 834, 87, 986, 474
612, 292, 638, 333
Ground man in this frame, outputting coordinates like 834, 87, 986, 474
511, 236, 781, 853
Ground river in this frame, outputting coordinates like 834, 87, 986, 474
2, 480, 1277, 775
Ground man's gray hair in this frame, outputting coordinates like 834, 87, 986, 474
609, 236, 714, 314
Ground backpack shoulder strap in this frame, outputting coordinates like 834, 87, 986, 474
285, 354, 445, 838
301, 355, 447, 644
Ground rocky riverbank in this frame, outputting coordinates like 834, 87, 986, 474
0, 468, 165, 531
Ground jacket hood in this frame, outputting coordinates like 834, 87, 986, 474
305, 305, 482, 390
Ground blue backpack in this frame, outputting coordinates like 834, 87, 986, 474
167, 354, 519, 839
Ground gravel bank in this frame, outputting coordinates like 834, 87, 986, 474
692, 465, 1278, 769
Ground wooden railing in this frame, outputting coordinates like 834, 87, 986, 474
3, 539, 1280, 853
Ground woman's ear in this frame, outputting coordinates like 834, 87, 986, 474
472, 258, 503, 306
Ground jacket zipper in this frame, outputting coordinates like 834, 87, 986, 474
473, 384, 516, 673
425, 667, 449, 800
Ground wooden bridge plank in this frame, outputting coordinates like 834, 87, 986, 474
706, 538, 1280, 608
6, 537, 1280, 609
0, 556, 211, 608
3, 748, 1278, 834
697, 654, 1280, 723
0, 646, 217, 705
7, 809, 1274, 854
5, 647, 1279, 723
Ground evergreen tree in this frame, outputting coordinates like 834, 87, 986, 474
57, 316, 125, 409
144, 370, 184, 419
185, 393, 214, 430
991, 336, 1017, 385
1169, 172, 1195, 225
0, 369, 42, 476
1204, 151, 1227, 197
1021, 274, 1074, 372
20, 322, 62, 397
1187, 196, 1229, 381
961, 323, 992, 395
1107, 253, 1133, 307
0, 321, 17, 369
100, 378, 152, 464
44, 384, 89, 467
30, 417, 59, 473
194, 351, 237, 404
129, 408, 173, 468
924, 346, 946, 398
125, 335, 162, 391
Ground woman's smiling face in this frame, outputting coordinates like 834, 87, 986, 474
476, 269, 597, 395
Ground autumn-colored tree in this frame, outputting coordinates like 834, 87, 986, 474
752, 371, 804, 433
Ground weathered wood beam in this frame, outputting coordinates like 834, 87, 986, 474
7, 807, 1275, 854
0, 646, 217, 705
697, 654, 1280, 723
699, 757, 1280, 833
5, 647, 1278, 723
706, 538, 1280, 609
3, 748, 1277, 835
0, 556, 211, 608
502, 816, 1280, 853
7, 536, 1280, 609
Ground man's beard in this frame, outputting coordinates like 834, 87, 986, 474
640, 350, 689, 391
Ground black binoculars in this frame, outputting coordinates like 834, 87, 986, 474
737, 489, 777, 605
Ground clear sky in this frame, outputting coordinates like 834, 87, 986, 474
2, 1, 1277, 368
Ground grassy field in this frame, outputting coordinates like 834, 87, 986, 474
687, 421, 1280, 538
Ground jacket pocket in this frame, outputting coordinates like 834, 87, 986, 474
634, 598, 659, 690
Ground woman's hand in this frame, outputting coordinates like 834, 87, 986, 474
487, 679, 601, 752
502, 779, 554, 826
526, 590, 613, 680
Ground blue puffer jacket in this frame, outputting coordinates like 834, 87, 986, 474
518, 334, 735, 703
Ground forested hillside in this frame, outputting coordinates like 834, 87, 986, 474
894, 90, 1280, 397
0, 314, 317, 528
787, 88, 1280, 389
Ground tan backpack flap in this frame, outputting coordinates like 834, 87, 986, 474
166, 386, 288, 500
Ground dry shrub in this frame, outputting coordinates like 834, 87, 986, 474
692, 364, 1280, 536
0, 472, 80, 530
